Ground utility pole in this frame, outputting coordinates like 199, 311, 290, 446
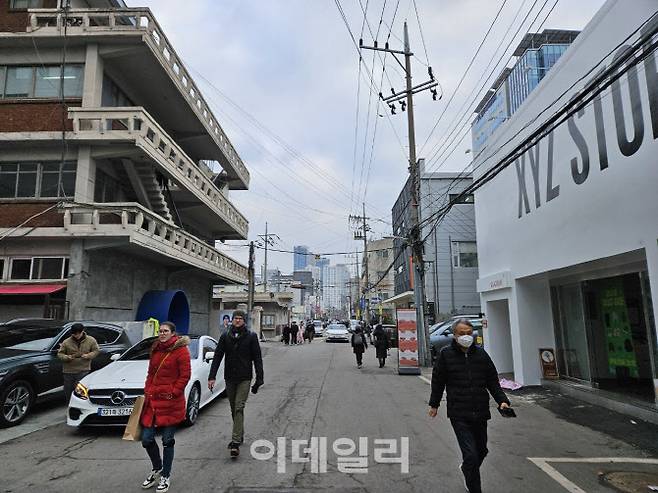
349, 204, 371, 324
360, 22, 439, 366
247, 241, 262, 340
258, 222, 279, 293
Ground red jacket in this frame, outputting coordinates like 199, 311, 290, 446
141, 336, 191, 428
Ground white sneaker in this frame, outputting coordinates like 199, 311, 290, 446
141, 470, 161, 489
156, 476, 170, 493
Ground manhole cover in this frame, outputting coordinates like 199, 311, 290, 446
599, 471, 658, 492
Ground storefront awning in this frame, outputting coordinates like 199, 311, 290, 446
0, 284, 67, 295
382, 290, 414, 306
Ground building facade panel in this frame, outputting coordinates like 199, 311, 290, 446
473, 0, 658, 409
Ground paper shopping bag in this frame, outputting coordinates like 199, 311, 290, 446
122, 395, 145, 441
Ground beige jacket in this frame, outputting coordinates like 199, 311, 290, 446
57, 333, 100, 374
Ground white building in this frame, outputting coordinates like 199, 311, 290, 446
473, 0, 658, 419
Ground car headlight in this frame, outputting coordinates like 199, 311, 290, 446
73, 382, 89, 400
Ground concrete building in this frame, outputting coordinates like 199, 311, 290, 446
293, 245, 309, 271
392, 165, 480, 323
215, 289, 293, 340
473, 0, 658, 419
360, 237, 395, 320
471, 29, 580, 155
0, 1, 249, 333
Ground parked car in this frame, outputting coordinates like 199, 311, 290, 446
67, 335, 225, 428
324, 324, 350, 343
0, 319, 131, 427
313, 320, 325, 337
429, 316, 484, 361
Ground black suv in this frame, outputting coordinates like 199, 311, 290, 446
0, 319, 132, 427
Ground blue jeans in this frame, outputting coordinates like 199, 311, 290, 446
141, 425, 176, 477
450, 419, 488, 493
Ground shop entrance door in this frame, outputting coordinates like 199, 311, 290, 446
553, 284, 591, 381
583, 273, 654, 402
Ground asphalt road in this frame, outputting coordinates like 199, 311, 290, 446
1, 340, 657, 492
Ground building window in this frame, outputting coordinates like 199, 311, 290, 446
0, 65, 84, 99
449, 193, 475, 204
452, 241, 478, 268
94, 169, 123, 202
9, 257, 68, 280
262, 314, 275, 327
101, 74, 134, 107
0, 161, 76, 199
9, 0, 44, 9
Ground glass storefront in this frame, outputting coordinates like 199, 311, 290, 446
552, 272, 657, 403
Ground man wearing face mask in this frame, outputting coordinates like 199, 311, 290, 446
428, 319, 511, 493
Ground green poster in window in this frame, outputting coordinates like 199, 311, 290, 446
599, 279, 638, 378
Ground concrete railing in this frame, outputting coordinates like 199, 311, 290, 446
28, 8, 250, 188
62, 202, 248, 283
68, 106, 248, 239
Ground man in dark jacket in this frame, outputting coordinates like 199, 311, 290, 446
208, 310, 264, 458
428, 319, 511, 493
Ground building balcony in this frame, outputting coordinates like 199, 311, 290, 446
17, 8, 249, 189
0, 202, 247, 284
67, 106, 248, 240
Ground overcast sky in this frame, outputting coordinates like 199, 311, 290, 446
136, 0, 606, 275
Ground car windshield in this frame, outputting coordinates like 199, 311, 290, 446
327, 325, 346, 331
313, 321, 322, 327
0, 326, 62, 351
119, 337, 199, 360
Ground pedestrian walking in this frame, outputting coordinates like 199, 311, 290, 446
372, 324, 390, 368
428, 318, 512, 493
57, 323, 99, 405
140, 322, 191, 493
350, 326, 368, 369
208, 309, 264, 458
290, 321, 299, 345
364, 322, 373, 344
304, 321, 314, 343
282, 324, 290, 345
296, 322, 304, 344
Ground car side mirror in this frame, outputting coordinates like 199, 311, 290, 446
110, 353, 121, 361
204, 352, 215, 361
442, 330, 452, 336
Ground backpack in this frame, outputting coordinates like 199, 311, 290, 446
353, 333, 364, 346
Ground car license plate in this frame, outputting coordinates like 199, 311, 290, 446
98, 407, 133, 417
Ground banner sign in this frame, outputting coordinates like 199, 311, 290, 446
397, 309, 420, 375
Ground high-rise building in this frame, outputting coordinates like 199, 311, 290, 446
471, 29, 580, 155
293, 245, 309, 271
0, 2, 249, 331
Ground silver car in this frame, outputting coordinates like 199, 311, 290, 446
324, 324, 350, 343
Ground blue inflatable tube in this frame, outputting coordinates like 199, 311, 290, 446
136, 290, 190, 334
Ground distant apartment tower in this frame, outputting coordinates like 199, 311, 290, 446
0, 1, 249, 332
293, 245, 309, 271
471, 29, 580, 155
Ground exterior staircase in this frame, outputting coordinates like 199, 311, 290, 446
132, 163, 173, 222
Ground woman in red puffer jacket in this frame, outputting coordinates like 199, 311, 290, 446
139, 322, 190, 493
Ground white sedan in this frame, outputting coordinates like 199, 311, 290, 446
67, 335, 225, 427
325, 324, 350, 342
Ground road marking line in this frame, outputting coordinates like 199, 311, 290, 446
528, 457, 658, 493
418, 376, 431, 385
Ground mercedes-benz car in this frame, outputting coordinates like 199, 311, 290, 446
0, 319, 131, 428
324, 323, 350, 343
67, 335, 225, 428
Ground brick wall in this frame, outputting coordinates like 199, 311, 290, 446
0, 0, 57, 33
0, 102, 79, 132
0, 202, 63, 227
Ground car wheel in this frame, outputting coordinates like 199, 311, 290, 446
184, 384, 201, 426
0, 380, 35, 428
